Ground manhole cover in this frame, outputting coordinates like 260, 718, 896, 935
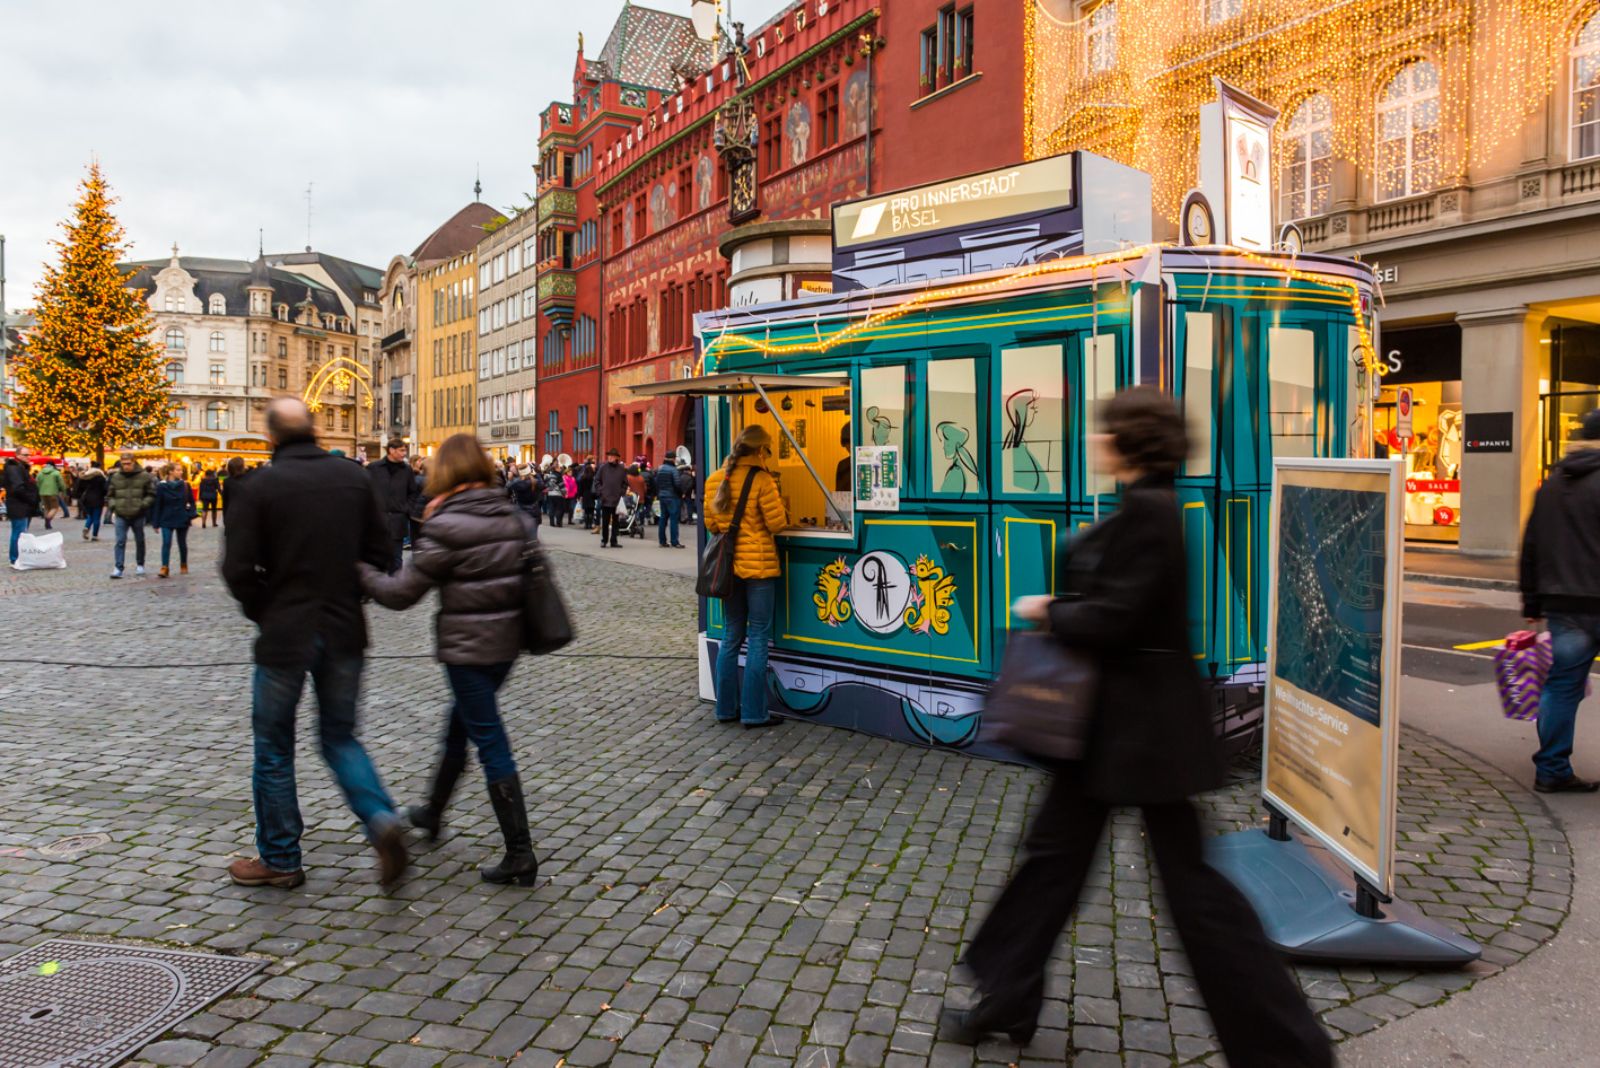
0, 940, 263, 1067
37, 834, 112, 858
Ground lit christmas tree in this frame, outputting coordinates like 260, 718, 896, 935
12, 163, 173, 466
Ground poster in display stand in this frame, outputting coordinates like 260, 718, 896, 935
1209, 458, 1480, 964
854, 445, 900, 512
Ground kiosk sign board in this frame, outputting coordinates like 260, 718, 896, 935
1198, 80, 1280, 251
1263, 459, 1403, 894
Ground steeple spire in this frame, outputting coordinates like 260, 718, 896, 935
474, 166, 483, 202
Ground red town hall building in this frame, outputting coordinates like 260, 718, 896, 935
534, 0, 1022, 464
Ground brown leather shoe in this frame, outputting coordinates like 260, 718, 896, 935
373, 818, 408, 889
227, 857, 305, 888
158, 566, 169, 578
180, 564, 189, 574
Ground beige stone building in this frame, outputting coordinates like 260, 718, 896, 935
474, 209, 539, 463
1037, 1, 1600, 553
378, 255, 418, 447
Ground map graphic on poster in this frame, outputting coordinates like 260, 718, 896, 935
1273, 484, 1387, 728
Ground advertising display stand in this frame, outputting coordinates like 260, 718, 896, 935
1210, 458, 1480, 964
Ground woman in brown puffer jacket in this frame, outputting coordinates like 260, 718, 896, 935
359, 433, 537, 886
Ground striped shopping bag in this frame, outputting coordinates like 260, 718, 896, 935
1494, 630, 1552, 721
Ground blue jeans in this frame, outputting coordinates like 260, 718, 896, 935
441, 662, 518, 782
8, 517, 30, 564
658, 496, 681, 545
84, 508, 103, 538
1535, 614, 1600, 783
251, 638, 396, 871
160, 525, 189, 568
113, 515, 146, 570
716, 578, 777, 724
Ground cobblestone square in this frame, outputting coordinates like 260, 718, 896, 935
0, 531, 1573, 1066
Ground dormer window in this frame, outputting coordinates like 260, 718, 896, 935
164, 291, 181, 312
277, 304, 289, 321
209, 294, 226, 315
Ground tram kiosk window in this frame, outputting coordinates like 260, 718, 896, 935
928, 359, 981, 497
1268, 327, 1318, 457
1182, 312, 1216, 477
730, 376, 853, 534
999, 345, 1066, 495
1082, 335, 1119, 497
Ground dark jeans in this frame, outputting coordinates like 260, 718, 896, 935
1535, 613, 1600, 782
200, 500, 219, 527
159, 525, 189, 568
657, 495, 681, 546
963, 770, 1333, 1068
84, 508, 103, 538
8, 517, 29, 564
251, 638, 396, 872
440, 662, 518, 782
716, 578, 777, 724
113, 515, 146, 569
600, 505, 620, 546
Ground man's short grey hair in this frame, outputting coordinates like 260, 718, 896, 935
265, 398, 315, 445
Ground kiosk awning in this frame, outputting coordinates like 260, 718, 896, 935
625, 372, 849, 398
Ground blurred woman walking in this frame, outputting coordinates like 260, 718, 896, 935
360, 434, 538, 886
945, 388, 1332, 1068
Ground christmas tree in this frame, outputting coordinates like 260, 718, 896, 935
12, 162, 173, 466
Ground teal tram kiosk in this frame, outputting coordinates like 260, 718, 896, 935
633, 153, 1379, 760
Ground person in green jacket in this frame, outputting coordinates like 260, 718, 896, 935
35, 463, 65, 530
107, 453, 156, 579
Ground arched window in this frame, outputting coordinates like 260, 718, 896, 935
164, 290, 183, 312
1281, 93, 1333, 221
1375, 60, 1441, 201
209, 331, 225, 352
206, 402, 231, 431
1574, 13, 1600, 160
209, 294, 226, 315
164, 327, 185, 351
165, 360, 185, 384
1087, 2, 1117, 73
1203, 0, 1241, 24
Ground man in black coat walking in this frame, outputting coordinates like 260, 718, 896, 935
1521, 408, 1600, 793
368, 437, 418, 572
594, 448, 629, 548
222, 398, 407, 890
3, 446, 39, 566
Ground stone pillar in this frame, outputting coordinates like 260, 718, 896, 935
1456, 306, 1541, 555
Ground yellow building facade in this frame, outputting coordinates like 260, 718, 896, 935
415, 251, 480, 452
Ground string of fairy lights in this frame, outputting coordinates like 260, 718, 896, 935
1023, 0, 1593, 222
700, 243, 1379, 380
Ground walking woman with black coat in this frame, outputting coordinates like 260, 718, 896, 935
945, 388, 1332, 1068
359, 433, 538, 886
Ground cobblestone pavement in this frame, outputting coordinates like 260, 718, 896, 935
0, 523, 1575, 1066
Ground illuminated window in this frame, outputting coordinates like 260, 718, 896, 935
1281, 93, 1333, 220
1203, 0, 1241, 24
164, 327, 185, 350
1086, 2, 1116, 74
206, 402, 232, 431
210, 363, 226, 385
1574, 14, 1600, 161
1375, 60, 1441, 201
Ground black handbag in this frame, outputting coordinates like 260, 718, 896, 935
520, 536, 574, 655
979, 630, 1098, 760
696, 468, 757, 599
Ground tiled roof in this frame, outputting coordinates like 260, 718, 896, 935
593, 2, 708, 90
411, 202, 506, 263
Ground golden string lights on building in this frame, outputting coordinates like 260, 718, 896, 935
1024, 0, 1588, 221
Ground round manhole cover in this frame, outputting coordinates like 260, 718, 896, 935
0, 957, 184, 1065
37, 834, 111, 858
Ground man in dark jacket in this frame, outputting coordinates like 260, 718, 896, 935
676, 459, 697, 524
222, 398, 406, 890
3, 447, 39, 565
107, 452, 156, 578
1520, 408, 1600, 793
654, 455, 684, 548
595, 448, 629, 548
368, 437, 418, 571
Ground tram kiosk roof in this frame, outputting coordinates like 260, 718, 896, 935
625, 372, 850, 398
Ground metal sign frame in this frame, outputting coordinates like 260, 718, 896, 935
1261, 457, 1404, 895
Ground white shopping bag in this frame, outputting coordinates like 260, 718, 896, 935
13, 530, 67, 570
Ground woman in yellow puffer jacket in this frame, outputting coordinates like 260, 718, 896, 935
703, 424, 788, 728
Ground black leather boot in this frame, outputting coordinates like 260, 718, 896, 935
481, 775, 538, 886
405, 747, 467, 842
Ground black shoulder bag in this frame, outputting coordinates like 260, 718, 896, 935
519, 515, 575, 655
696, 468, 757, 599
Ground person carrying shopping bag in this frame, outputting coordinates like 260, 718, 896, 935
359, 433, 539, 886
149, 463, 197, 577
945, 387, 1332, 1068
701, 425, 788, 729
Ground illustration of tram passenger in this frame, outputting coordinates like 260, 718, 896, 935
1002, 389, 1045, 491
936, 421, 979, 496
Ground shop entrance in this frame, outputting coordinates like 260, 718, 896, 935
1541, 320, 1600, 473
1375, 322, 1462, 543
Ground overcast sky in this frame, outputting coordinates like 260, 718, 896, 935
2, 0, 792, 307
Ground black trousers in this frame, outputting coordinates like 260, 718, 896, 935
964, 771, 1332, 1068
599, 505, 620, 546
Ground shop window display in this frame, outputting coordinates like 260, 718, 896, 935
1377, 379, 1462, 539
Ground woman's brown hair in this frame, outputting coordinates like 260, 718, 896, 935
1102, 386, 1190, 478
712, 424, 774, 512
425, 433, 496, 496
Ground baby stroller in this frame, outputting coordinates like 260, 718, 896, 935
617, 491, 649, 539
